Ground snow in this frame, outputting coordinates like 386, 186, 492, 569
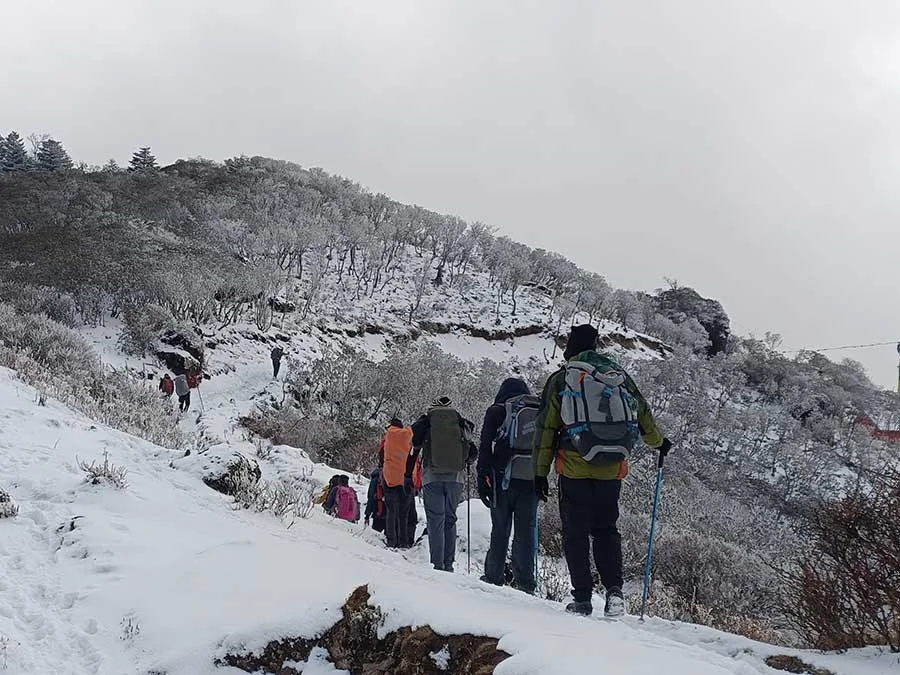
0, 366, 892, 675
430, 645, 451, 670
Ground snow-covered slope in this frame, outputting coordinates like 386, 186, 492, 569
0, 369, 894, 675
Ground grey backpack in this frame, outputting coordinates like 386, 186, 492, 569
496, 394, 541, 482
560, 360, 639, 465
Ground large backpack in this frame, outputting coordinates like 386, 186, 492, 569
382, 426, 413, 488
560, 358, 639, 465
426, 407, 468, 473
495, 394, 542, 483
334, 485, 360, 522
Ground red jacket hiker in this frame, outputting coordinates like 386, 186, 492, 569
159, 375, 174, 396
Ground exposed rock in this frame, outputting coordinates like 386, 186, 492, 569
764, 654, 834, 675
653, 286, 731, 356
220, 585, 509, 674
160, 326, 206, 366
0, 488, 18, 519
268, 297, 296, 314
173, 445, 261, 497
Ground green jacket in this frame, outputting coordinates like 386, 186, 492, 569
533, 350, 664, 480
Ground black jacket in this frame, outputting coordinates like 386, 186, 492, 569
476, 378, 531, 478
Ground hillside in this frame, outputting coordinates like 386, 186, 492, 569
1, 369, 895, 675
1, 150, 899, 656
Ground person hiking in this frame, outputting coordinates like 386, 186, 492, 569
534, 324, 672, 618
408, 396, 477, 572
380, 418, 414, 548
271, 346, 285, 379
319, 474, 341, 511
159, 373, 174, 398
173, 373, 190, 412
477, 377, 540, 594
364, 468, 386, 533
186, 369, 202, 389
326, 475, 359, 522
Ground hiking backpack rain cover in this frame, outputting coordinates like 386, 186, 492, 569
426, 407, 468, 473
496, 394, 542, 483
560, 359, 639, 465
334, 485, 359, 522
382, 426, 413, 488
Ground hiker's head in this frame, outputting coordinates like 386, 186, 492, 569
389, 417, 403, 428
432, 396, 452, 408
339, 475, 350, 486
564, 324, 599, 360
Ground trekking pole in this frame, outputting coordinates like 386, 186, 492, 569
196, 387, 206, 414
466, 468, 472, 575
639, 451, 665, 622
533, 498, 540, 595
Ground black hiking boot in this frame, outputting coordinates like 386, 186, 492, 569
604, 587, 625, 618
565, 600, 593, 616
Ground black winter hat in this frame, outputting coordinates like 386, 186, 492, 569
563, 324, 599, 360
389, 417, 403, 428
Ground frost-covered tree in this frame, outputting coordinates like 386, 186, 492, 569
129, 147, 159, 172
36, 138, 73, 171
1, 131, 29, 172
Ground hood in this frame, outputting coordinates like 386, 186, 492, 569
494, 377, 530, 404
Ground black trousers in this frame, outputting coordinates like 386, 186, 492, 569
272, 359, 281, 378
384, 486, 412, 548
178, 392, 191, 412
483, 478, 536, 592
559, 476, 622, 602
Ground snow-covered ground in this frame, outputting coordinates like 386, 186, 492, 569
1, 368, 896, 674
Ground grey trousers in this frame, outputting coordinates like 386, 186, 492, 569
422, 481, 461, 571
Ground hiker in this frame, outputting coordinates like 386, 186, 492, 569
534, 324, 672, 618
186, 369, 201, 389
408, 396, 477, 572
271, 346, 285, 378
364, 468, 386, 533
477, 377, 540, 594
326, 475, 359, 523
319, 474, 341, 511
173, 373, 190, 412
158, 373, 174, 398
380, 418, 415, 548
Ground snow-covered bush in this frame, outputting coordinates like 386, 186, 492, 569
78, 452, 128, 489
0, 281, 79, 327
0, 302, 184, 449
233, 468, 319, 524
119, 303, 176, 356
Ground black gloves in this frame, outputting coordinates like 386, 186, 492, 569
477, 473, 493, 509
535, 476, 550, 502
658, 438, 672, 457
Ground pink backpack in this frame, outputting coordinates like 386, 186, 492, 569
333, 485, 359, 522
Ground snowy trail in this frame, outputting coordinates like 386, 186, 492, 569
1, 363, 893, 674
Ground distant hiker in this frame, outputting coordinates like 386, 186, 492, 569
173, 373, 190, 412
159, 373, 174, 398
534, 324, 672, 618
477, 377, 540, 594
380, 418, 414, 548
364, 468, 386, 533
186, 370, 201, 389
329, 475, 360, 523
271, 346, 285, 378
408, 396, 477, 572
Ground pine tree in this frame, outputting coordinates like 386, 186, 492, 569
129, 147, 159, 173
102, 158, 122, 173
1, 132, 29, 172
36, 138, 73, 171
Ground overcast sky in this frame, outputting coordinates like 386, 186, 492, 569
4, 0, 900, 387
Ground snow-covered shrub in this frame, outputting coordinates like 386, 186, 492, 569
78, 452, 128, 489
0, 488, 18, 519
233, 467, 318, 524
0, 281, 79, 327
789, 474, 900, 652
175, 445, 261, 496
0, 303, 184, 449
119, 303, 176, 356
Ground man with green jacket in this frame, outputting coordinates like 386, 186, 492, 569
534, 324, 671, 617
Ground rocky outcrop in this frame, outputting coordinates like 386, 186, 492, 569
653, 287, 730, 356
0, 488, 18, 518
220, 585, 509, 674
174, 445, 261, 497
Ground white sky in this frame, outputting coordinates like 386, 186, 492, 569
3, 0, 900, 387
